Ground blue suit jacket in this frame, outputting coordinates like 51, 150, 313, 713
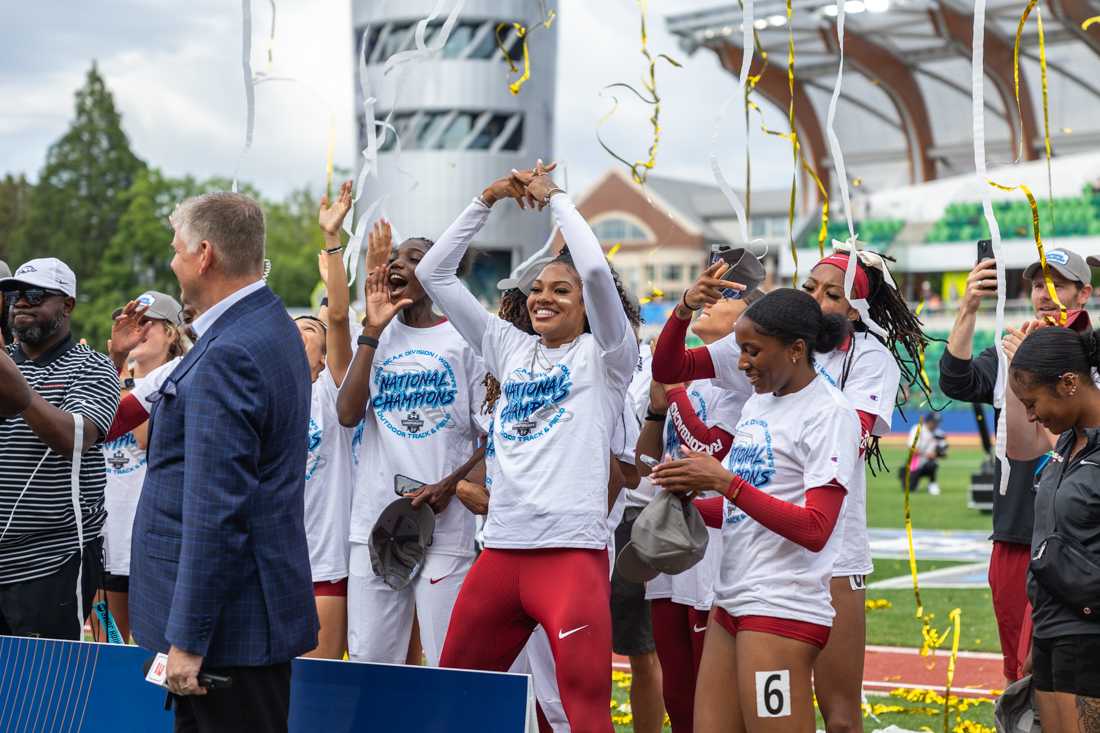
130, 286, 318, 666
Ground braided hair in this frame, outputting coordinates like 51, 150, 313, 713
743, 288, 848, 362
1012, 327, 1100, 386
481, 249, 641, 413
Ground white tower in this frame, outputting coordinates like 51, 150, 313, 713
352, 0, 558, 297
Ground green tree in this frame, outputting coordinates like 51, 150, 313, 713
264, 185, 325, 309
12, 62, 145, 317
79, 169, 209, 349
0, 174, 32, 264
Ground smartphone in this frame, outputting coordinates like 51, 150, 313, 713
198, 671, 233, 690
639, 455, 659, 469
394, 474, 426, 497
976, 239, 994, 264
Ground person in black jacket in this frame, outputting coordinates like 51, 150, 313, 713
939, 247, 1093, 684
1009, 327, 1100, 732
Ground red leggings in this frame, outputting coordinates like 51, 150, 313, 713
650, 599, 709, 733
439, 548, 613, 733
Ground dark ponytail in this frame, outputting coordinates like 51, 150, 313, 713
1012, 327, 1100, 385
744, 288, 850, 363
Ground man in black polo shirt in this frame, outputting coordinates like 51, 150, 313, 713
939, 247, 1093, 684
0, 257, 120, 640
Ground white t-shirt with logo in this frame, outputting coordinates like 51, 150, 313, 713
349, 319, 486, 558
716, 376, 860, 627
705, 333, 754, 403
481, 319, 637, 550
304, 369, 356, 582
645, 380, 745, 610
101, 357, 181, 575
814, 332, 900, 577
621, 343, 655, 511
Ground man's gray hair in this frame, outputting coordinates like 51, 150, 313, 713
170, 192, 266, 278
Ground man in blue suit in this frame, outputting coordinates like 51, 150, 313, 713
130, 192, 317, 732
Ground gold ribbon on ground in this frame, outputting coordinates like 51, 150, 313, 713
942, 608, 963, 733
495, 8, 555, 96
987, 179, 1067, 325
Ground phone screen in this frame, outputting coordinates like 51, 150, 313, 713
394, 474, 426, 496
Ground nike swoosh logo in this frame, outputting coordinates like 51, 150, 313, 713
693, 625, 707, 633
429, 576, 449, 585
558, 625, 589, 640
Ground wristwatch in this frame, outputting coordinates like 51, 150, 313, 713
357, 333, 380, 349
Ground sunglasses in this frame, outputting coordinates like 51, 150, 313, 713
2, 287, 67, 306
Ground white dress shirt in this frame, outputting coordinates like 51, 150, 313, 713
191, 280, 266, 340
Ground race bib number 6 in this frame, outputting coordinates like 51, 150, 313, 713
755, 670, 791, 718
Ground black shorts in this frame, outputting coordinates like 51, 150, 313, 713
101, 572, 129, 594
1032, 634, 1100, 698
610, 507, 655, 657
0, 537, 103, 640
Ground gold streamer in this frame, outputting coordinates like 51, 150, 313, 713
596, 0, 681, 185
606, 242, 622, 260
1083, 15, 1100, 29
943, 608, 963, 733
1010, 1, 1056, 232
986, 180, 1067, 324
495, 8, 555, 96
903, 418, 926, 621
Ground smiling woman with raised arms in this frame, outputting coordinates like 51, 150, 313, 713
416, 161, 639, 732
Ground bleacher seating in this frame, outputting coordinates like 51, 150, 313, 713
801, 218, 905, 248
925, 185, 1100, 242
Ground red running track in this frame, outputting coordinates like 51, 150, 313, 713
614, 644, 1004, 698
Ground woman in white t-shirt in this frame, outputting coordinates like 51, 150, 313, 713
416, 164, 639, 733
651, 288, 859, 733
97, 293, 188, 642
294, 181, 357, 659
635, 293, 754, 733
798, 249, 924, 733
336, 211, 488, 668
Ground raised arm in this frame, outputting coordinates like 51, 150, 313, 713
416, 176, 526, 352
318, 180, 354, 386
524, 173, 628, 352
0, 350, 32, 417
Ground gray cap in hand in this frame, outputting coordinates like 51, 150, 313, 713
615, 491, 709, 583
369, 498, 435, 590
993, 675, 1039, 733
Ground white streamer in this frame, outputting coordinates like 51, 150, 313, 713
709, 0, 754, 246
821, 2, 887, 340
971, 0, 1011, 494
69, 415, 85, 635
232, 0, 256, 193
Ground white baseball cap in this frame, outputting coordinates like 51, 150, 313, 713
0, 258, 77, 298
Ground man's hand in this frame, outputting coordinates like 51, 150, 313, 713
318, 179, 353, 239
960, 259, 999, 315
166, 646, 207, 697
410, 475, 460, 513
108, 301, 152, 372
363, 265, 411, 333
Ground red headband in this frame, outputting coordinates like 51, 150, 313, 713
816, 253, 870, 300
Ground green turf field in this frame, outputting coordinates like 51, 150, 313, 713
867, 444, 991, 531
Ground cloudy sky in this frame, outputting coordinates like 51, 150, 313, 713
0, 0, 791, 199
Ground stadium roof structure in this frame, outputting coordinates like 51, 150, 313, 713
665, 0, 1100, 199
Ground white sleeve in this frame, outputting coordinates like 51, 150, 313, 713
844, 343, 901, 436
549, 194, 629, 353
706, 388, 748, 435
611, 401, 641, 465
801, 404, 860, 491
705, 333, 753, 400
131, 357, 180, 412
466, 350, 489, 436
415, 199, 493, 356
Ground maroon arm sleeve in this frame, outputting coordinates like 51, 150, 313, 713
651, 311, 716, 384
723, 477, 846, 552
105, 393, 150, 442
693, 496, 724, 529
666, 387, 734, 460
856, 410, 876, 457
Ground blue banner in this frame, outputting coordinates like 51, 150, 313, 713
0, 636, 535, 732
